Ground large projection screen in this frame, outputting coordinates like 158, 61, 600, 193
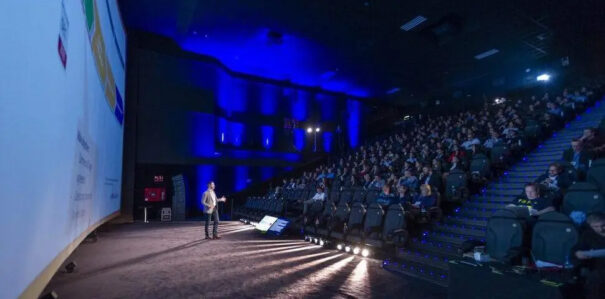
0, 0, 126, 297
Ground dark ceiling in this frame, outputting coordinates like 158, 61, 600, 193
118, 0, 605, 102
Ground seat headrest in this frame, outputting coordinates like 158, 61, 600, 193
567, 182, 599, 192
490, 208, 527, 219
387, 204, 405, 212
351, 202, 365, 209
590, 158, 605, 167
367, 203, 384, 211
473, 154, 488, 160
449, 169, 465, 175
537, 211, 573, 223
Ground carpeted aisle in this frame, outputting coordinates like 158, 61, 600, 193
43, 222, 445, 298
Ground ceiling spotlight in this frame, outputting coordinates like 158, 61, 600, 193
361, 249, 370, 257
353, 247, 361, 255
315, 127, 320, 132
537, 74, 550, 81
307, 127, 313, 133
319, 239, 325, 246
345, 246, 351, 253
337, 244, 343, 251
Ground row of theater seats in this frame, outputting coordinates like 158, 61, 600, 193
234, 89, 603, 286
486, 157, 605, 265
306, 202, 407, 249
233, 195, 284, 222
487, 210, 578, 265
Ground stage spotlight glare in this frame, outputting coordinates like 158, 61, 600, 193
537, 74, 550, 81
353, 247, 361, 255
315, 127, 320, 132
307, 127, 313, 133
314, 238, 319, 244
319, 239, 325, 246
361, 249, 370, 257
345, 246, 351, 253
336, 244, 343, 250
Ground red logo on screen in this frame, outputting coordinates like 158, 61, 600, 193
58, 36, 67, 68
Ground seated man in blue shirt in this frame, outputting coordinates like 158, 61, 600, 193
398, 170, 419, 191
375, 185, 396, 206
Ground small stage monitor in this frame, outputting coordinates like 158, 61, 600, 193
255, 215, 278, 233
267, 218, 290, 235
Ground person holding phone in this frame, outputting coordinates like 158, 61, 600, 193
202, 181, 226, 240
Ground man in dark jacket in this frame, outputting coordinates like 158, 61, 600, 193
419, 165, 442, 192
562, 138, 591, 172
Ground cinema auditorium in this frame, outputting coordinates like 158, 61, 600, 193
2, 1, 605, 298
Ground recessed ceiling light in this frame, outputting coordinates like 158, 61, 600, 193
401, 16, 427, 31
474, 49, 499, 60
386, 87, 401, 95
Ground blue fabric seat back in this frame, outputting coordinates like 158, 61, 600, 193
532, 212, 578, 265
382, 204, 406, 237
562, 182, 605, 216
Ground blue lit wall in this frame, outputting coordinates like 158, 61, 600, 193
323, 131, 333, 153
261, 125, 274, 149
132, 47, 367, 215
293, 128, 305, 151
347, 99, 361, 148
190, 112, 215, 158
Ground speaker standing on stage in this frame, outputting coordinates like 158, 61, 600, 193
202, 181, 226, 240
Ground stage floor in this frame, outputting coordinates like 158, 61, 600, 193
44, 221, 446, 298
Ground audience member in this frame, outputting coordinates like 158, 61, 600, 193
508, 183, 555, 217
573, 212, 605, 299
562, 138, 591, 172
302, 186, 326, 214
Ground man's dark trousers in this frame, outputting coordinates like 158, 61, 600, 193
205, 208, 219, 237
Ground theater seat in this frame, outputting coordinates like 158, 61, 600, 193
339, 189, 353, 206
332, 202, 365, 240
347, 203, 383, 243
366, 204, 407, 248
303, 200, 324, 226
352, 189, 366, 203
524, 120, 542, 140
490, 142, 510, 166
329, 190, 340, 204
470, 154, 491, 178
562, 182, 605, 218
587, 159, 605, 195
445, 169, 468, 203
306, 201, 336, 234
316, 202, 350, 238
364, 190, 380, 205
532, 212, 578, 266
486, 209, 526, 263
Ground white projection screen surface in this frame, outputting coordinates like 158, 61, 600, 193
0, 0, 126, 297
